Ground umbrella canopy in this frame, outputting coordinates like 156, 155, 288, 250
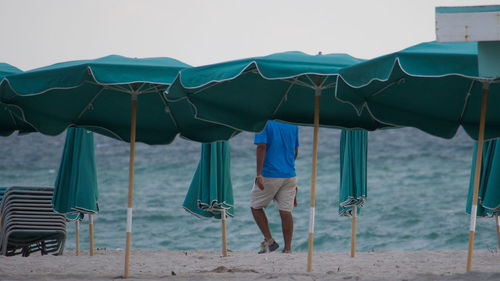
183, 141, 234, 219
466, 139, 500, 217
0, 63, 21, 77
335, 41, 500, 140
53, 128, 98, 219
0, 63, 35, 136
339, 129, 367, 217
166, 51, 389, 132
1, 55, 238, 144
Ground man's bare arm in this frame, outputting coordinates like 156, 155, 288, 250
256, 143, 266, 190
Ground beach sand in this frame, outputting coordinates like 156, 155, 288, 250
0, 249, 499, 281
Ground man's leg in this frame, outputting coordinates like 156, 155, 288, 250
251, 207, 272, 241
279, 210, 293, 252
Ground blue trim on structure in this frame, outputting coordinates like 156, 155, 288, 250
436, 5, 500, 14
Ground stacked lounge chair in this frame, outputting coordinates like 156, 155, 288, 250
0, 186, 66, 256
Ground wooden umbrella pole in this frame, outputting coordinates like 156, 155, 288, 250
222, 209, 228, 257
89, 214, 94, 256
76, 220, 80, 256
467, 83, 489, 272
351, 205, 357, 258
124, 96, 138, 278
307, 76, 322, 273
496, 214, 500, 248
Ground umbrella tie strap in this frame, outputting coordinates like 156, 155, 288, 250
369, 78, 406, 98
0, 103, 31, 126
458, 80, 476, 124
77, 87, 106, 119
271, 83, 295, 116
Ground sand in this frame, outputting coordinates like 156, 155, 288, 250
0, 249, 499, 281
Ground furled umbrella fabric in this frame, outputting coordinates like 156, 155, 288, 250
53, 127, 98, 255
466, 139, 500, 217
339, 129, 367, 258
183, 141, 233, 256
339, 129, 367, 217
0, 63, 35, 136
53, 127, 98, 218
336, 41, 500, 140
183, 141, 234, 219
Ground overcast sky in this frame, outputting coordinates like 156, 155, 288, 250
0, 0, 498, 70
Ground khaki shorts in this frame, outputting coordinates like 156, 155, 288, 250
250, 177, 297, 212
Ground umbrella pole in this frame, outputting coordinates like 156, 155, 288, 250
307, 77, 322, 272
467, 83, 489, 272
222, 209, 228, 257
496, 214, 500, 248
76, 220, 80, 256
89, 214, 94, 256
124, 96, 137, 278
351, 205, 357, 258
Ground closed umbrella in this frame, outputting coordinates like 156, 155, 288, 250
183, 141, 233, 256
53, 127, 98, 256
335, 40, 500, 271
0, 56, 239, 278
466, 139, 500, 247
167, 51, 388, 271
0, 63, 35, 136
339, 129, 367, 257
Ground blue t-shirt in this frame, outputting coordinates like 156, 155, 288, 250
254, 121, 299, 178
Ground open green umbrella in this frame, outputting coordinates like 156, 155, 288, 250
1, 56, 237, 144
183, 141, 233, 256
167, 51, 389, 272
466, 139, 500, 247
335, 40, 500, 271
339, 129, 367, 257
168, 52, 385, 132
53, 127, 98, 256
0, 56, 239, 277
0, 63, 35, 136
336, 41, 499, 140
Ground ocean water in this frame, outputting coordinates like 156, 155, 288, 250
1, 126, 499, 253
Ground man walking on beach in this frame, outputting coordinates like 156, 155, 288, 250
251, 120, 299, 254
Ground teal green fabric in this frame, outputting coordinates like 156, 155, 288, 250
1, 56, 238, 144
52, 128, 98, 221
0, 63, 22, 77
0, 63, 36, 136
336, 41, 500, 140
183, 141, 234, 219
167, 51, 390, 133
339, 129, 368, 217
466, 139, 500, 217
